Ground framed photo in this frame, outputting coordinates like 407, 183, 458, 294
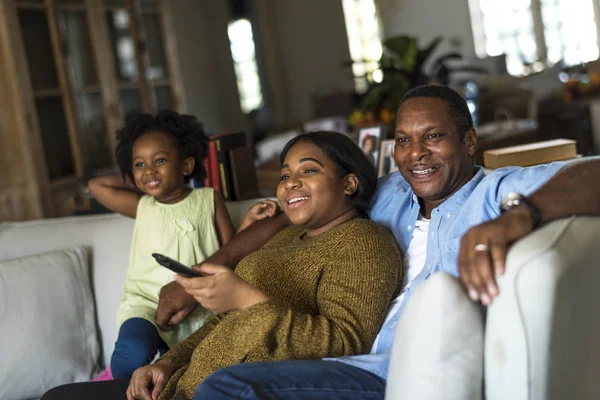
357, 125, 386, 167
378, 139, 399, 177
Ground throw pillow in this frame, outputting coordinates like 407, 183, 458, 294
0, 246, 100, 400
386, 272, 484, 400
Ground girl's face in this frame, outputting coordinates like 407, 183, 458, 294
277, 142, 357, 238
132, 131, 193, 204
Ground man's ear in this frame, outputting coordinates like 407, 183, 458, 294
464, 128, 478, 157
343, 174, 359, 196
182, 157, 195, 177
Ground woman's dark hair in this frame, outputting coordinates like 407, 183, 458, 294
115, 110, 208, 183
279, 131, 377, 218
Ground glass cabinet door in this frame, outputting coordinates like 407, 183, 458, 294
61, 9, 113, 170
106, 7, 144, 117
18, 7, 75, 180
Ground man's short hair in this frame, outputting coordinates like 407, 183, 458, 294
398, 85, 474, 139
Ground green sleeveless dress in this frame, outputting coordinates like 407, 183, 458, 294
116, 188, 220, 348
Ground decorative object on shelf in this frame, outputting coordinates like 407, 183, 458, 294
357, 124, 387, 167
378, 139, 398, 177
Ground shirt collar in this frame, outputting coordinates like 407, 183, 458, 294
409, 166, 485, 214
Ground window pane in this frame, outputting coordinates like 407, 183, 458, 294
76, 93, 111, 169
106, 10, 138, 82
62, 10, 98, 87
155, 85, 173, 111
120, 89, 143, 119
35, 97, 75, 180
18, 10, 60, 90
228, 18, 264, 113
141, 13, 168, 80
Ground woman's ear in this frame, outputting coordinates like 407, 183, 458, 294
343, 174, 359, 196
182, 157, 195, 177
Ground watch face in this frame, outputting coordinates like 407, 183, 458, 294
502, 192, 523, 210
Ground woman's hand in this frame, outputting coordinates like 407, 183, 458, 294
237, 200, 280, 233
126, 359, 173, 400
174, 263, 269, 313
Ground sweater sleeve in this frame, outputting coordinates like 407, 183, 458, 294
160, 313, 223, 369
221, 226, 402, 360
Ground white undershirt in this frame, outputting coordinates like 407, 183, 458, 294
370, 214, 430, 353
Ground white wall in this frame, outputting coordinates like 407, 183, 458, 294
168, 0, 249, 134
378, 0, 476, 68
265, 0, 355, 124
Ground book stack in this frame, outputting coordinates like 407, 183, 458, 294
203, 132, 261, 201
483, 139, 578, 169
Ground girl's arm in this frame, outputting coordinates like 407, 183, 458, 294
88, 175, 142, 218
213, 190, 235, 246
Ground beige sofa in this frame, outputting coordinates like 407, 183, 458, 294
1, 201, 600, 399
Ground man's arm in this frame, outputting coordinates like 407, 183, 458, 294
155, 212, 291, 330
459, 159, 600, 305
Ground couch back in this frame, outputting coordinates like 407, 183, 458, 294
0, 199, 261, 368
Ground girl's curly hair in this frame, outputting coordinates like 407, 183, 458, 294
115, 110, 208, 183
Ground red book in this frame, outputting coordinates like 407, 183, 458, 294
202, 156, 211, 187
208, 140, 221, 194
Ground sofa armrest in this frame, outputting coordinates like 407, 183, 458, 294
485, 216, 600, 400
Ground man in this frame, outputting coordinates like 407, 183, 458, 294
156, 85, 600, 399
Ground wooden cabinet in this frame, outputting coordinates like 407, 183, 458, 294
0, 0, 184, 221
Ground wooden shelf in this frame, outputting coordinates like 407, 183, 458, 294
33, 88, 63, 98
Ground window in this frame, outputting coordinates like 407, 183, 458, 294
469, 0, 600, 76
227, 18, 264, 114
342, 0, 383, 93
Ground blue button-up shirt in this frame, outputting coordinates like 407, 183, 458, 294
329, 162, 566, 379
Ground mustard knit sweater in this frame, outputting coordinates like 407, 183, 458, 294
159, 218, 403, 400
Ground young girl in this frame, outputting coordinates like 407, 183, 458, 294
88, 110, 235, 380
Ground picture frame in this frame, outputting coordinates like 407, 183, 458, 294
357, 125, 386, 167
378, 139, 399, 177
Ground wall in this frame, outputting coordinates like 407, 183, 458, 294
378, 0, 476, 68
168, 0, 248, 134
256, 0, 355, 125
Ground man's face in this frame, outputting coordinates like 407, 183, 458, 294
394, 97, 477, 216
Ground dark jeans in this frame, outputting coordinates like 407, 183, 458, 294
195, 360, 386, 399
41, 360, 385, 400
41, 379, 129, 400
111, 317, 168, 379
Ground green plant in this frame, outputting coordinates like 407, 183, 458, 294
352, 35, 487, 114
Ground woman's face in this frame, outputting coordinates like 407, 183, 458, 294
277, 142, 355, 237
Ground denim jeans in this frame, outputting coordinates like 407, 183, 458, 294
111, 317, 168, 379
194, 360, 386, 400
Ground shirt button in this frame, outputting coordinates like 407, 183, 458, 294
407, 225, 412, 230
447, 212, 452, 218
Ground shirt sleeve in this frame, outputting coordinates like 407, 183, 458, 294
488, 161, 568, 205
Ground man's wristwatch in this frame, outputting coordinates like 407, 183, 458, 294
500, 192, 542, 230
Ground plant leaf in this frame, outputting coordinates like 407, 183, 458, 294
383, 36, 418, 72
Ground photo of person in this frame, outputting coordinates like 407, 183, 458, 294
357, 126, 385, 166
378, 139, 399, 177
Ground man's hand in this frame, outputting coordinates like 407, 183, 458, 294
174, 263, 269, 313
155, 281, 197, 331
126, 360, 173, 400
458, 207, 533, 306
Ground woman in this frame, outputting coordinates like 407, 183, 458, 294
43, 131, 403, 400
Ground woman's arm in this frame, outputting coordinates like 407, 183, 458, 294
213, 190, 235, 246
155, 212, 291, 331
199, 224, 403, 360
159, 313, 224, 370
88, 175, 142, 218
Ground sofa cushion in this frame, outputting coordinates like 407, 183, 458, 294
0, 246, 100, 400
386, 272, 484, 400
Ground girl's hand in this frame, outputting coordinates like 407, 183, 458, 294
237, 200, 281, 233
173, 264, 269, 313
126, 359, 173, 400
